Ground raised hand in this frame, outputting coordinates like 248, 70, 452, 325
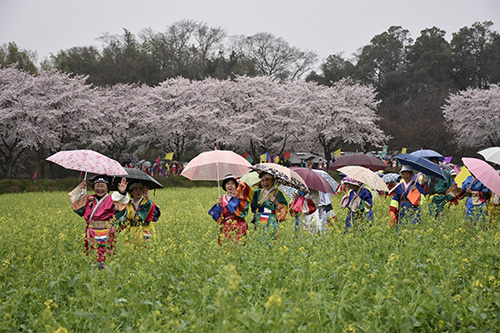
118, 178, 128, 194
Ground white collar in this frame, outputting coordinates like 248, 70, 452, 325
264, 187, 275, 196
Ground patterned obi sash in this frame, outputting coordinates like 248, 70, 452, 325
88, 220, 112, 229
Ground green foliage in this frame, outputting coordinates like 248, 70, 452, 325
0, 42, 38, 74
0, 189, 499, 331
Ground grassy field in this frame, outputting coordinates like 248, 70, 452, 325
0, 188, 499, 332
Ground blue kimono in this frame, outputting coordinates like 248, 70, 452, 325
389, 180, 425, 224
344, 186, 373, 229
462, 176, 490, 225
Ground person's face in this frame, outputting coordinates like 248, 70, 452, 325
225, 180, 237, 195
346, 183, 358, 191
94, 183, 108, 196
260, 176, 274, 190
401, 171, 413, 182
131, 186, 144, 200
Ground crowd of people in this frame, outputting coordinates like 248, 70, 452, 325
69, 153, 500, 270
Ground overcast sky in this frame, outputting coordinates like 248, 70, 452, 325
1, 0, 499, 66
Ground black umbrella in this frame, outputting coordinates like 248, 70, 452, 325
108, 168, 164, 191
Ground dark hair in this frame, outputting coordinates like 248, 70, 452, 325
258, 172, 274, 179
222, 177, 238, 191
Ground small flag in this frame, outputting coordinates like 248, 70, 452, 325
283, 150, 291, 161
32, 170, 37, 180
401, 148, 407, 154
242, 153, 253, 163
156, 156, 161, 164
273, 155, 280, 163
260, 153, 268, 163
444, 156, 453, 164
165, 152, 174, 160
455, 166, 471, 187
334, 149, 341, 157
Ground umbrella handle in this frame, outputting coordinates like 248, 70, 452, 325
81, 171, 88, 196
216, 161, 220, 197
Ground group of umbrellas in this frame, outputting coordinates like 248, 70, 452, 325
46, 150, 164, 191
46, 146, 500, 197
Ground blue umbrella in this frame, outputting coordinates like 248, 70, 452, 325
410, 149, 444, 161
395, 154, 445, 180
312, 169, 339, 192
382, 173, 400, 183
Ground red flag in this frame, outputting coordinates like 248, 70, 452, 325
156, 156, 161, 164
32, 170, 37, 179
283, 150, 291, 161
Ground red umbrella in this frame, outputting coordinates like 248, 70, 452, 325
329, 153, 386, 171
290, 167, 335, 193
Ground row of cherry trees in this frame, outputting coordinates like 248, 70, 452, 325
0, 67, 387, 178
1, 67, 497, 179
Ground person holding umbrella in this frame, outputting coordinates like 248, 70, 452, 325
340, 177, 374, 231
420, 157, 455, 218
113, 181, 161, 247
460, 175, 491, 227
69, 176, 129, 270
209, 174, 250, 246
388, 166, 426, 225
251, 172, 289, 244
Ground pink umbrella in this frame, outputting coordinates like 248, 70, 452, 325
290, 167, 334, 193
46, 149, 127, 179
462, 157, 500, 195
181, 149, 252, 195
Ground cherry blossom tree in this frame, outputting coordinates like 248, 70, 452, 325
89, 83, 154, 162
146, 78, 212, 161
226, 76, 308, 158
0, 67, 98, 178
302, 79, 389, 158
442, 83, 500, 149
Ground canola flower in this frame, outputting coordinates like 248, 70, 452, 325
0, 188, 499, 331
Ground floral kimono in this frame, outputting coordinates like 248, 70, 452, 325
389, 180, 425, 225
114, 193, 161, 246
69, 187, 127, 270
461, 176, 490, 225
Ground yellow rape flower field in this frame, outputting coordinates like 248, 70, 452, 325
1, 188, 500, 331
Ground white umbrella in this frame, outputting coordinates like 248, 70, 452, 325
337, 166, 389, 192
478, 147, 500, 165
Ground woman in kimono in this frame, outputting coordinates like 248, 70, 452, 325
289, 189, 319, 234
461, 175, 490, 227
341, 177, 373, 231
69, 176, 128, 270
389, 165, 426, 226
113, 182, 161, 247
251, 172, 288, 244
419, 157, 455, 218
211, 175, 249, 246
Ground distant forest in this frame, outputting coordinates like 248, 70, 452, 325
1, 20, 499, 158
